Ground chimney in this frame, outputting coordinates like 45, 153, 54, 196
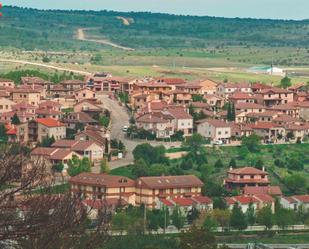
230, 166, 233, 171
262, 166, 265, 172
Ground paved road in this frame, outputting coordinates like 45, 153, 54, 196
224, 244, 309, 249
97, 94, 181, 169
0, 58, 91, 76
76, 28, 135, 51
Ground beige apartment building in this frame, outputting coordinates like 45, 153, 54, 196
197, 119, 231, 143
34, 118, 66, 142
11, 88, 41, 106
0, 98, 16, 114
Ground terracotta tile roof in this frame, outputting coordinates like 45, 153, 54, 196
260, 87, 292, 94
39, 100, 62, 108
137, 175, 203, 189
172, 197, 194, 206
288, 83, 305, 91
235, 103, 265, 110
166, 107, 192, 119
254, 194, 274, 203
52, 140, 79, 148
0, 78, 14, 83
133, 94, 149, 99
146, 100, 168, 111
250, 122, 277, 129
271, 104, 298, 110
11, 87, 41, 93
5, 124, 17, 135
156, 78, 186, 85
228, 167, 268, 175
12, 102, 36, 110
229, 92, 254, 100
36, 118, 65, 127
192, 196, 213, 204
136, 113, 169, 124
75, 130, 106, 146
31, 147, 57, 157
62, 112, 97, 124
72, 141, 99, 151
197, 119, 231, 128
69, 173, 135, 188
282, 196, 297, 204
50, 149, 74, 160
226, 196, 259, 205
61, 80, 86, 85
244, 186, 282, 196
192, 102, 210, 109
273, 114, 299, 123
246, 111, 278, 118
159, 198, 174, 207
36, 108, 62, 115
251, 83, 272, 90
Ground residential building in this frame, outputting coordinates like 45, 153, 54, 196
52, 140, 104, 162
69, 173, 136, 205
30, 118, 66, 142
135, 175, 204, 209
0, 98, 16, 114
224, 167, 270, 191
75, 88, 96, 102
197, 119, 231, 143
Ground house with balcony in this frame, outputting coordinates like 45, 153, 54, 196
224, 167, 270, 191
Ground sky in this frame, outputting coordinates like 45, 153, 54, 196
2, 0, 309, 20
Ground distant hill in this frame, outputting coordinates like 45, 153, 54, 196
1, 6, 309, 51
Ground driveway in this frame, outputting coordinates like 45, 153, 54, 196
96, 94, 181, 169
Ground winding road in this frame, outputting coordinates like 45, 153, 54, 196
76, 28, 134, 51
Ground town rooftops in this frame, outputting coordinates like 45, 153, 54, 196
156, 77, 186, 85
226, 196, 259, 205
259, 87, 292, 94
292, 195, 309, 203
31, 147, 74, 160
52, 139, 100, 151
244, 186, 282, 196
228, 167, 268, 175
166, 107, 192, 119
197, 119, 231, 128
137, 175, 203, 189
235, 102, 265, 110
69, 173, 135, 188
219, 82, 251, 88
36, 118, 65, 127
136, 113, 169, 124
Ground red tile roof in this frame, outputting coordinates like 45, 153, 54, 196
69, 173, 135, 188
197, 119, 231, 128
82, 199, 128, 209
292, 195, 309, 203
228, 167, 268, 175
36, 118, 65, 127
159, 198, 174, 207
235, 103, 265, 110
172, 197, 195, 206
254, 194, 274, 203
166, 107, 192, 119
244, 186, 282, 196
137, 175, 203, 189
226, 196, 258, 205
192, 196, 213, 205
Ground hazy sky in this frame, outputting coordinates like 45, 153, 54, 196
2, 0, 309, 20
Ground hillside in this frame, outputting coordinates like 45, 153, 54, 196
1, 6, 309, 51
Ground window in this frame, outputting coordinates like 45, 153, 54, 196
218, 131, 221, 135
225, 131, 228, 134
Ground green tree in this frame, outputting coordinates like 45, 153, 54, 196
148, 163, 168, 176
256, 206, 274, 230
229, 158, 237, 168
211, 209, 230, 228
246, 203, 256, 226
0, 124, 8, 142
112, 212, 131, 233
133, 144, 167, 165
11, 113, 21, 125
99, 115, 110, 128
67, 156, 92, 177
52, 163, 64, 173
182, 133, 205, 157
238, 146, 250, 159
132, 158, 149, 177
275, 208, 296, 230
241, 134, 261, 153
284, 174, 307, 194
230, 203, 248, 230
100, 159, 110, 174
180, 225, 217, 249
214, 159, 224, 168
171, 207, 185, 230
203, 216, 218, 232
40, 135, 55, 147
280, 76, 292, 89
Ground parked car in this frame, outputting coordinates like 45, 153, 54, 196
122, 126, 128, 132
212, 140, 223, 145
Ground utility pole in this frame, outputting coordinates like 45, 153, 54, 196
143, 203, 147, 234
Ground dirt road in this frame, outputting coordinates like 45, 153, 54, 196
76, 28, 134, 51
0, 58, 91, 76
